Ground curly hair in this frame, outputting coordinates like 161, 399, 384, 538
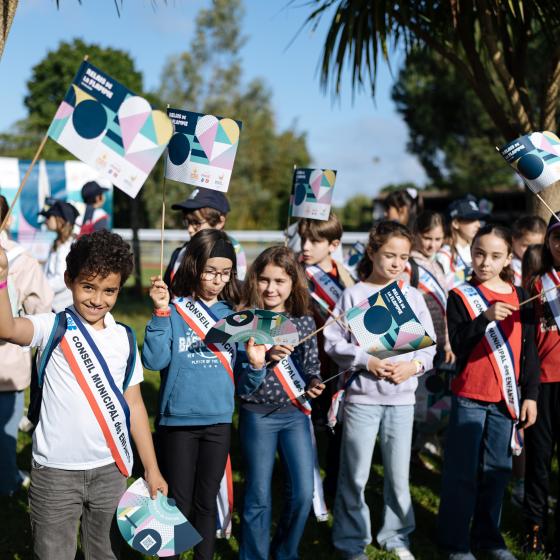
242, 246, 310, 317
171, 229, 241, 304
66, 230, 134, 286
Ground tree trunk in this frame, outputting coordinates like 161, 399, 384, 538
0, 0, 18, 60
527, 181, 560, 222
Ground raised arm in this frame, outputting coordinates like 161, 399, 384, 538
0, 246, 34, 345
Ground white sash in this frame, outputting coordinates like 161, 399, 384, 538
454, 284, 522, 455
305, 264, 344, 311
61, 310, 133, 476
172, 296, 236, 379
216, 456, 234, 538
541, 270, 560, 329
406, 260, 447, 313
511, 257, 522, 287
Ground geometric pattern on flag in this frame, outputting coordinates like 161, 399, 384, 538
290, 167, 337, 220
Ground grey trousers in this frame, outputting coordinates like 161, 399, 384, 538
29, 459, 127, 560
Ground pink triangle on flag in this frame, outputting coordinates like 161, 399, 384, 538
394, 328, 421, 348
120, 112, 149, 152
125, 146, 163, 174
55, 101, 74, 120
310, 173, 323, 198
197, 123, 218, 160
210, 144, 236, 170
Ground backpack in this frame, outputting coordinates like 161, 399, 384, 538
28, 311, 137, 427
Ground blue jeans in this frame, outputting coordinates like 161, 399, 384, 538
332, 403, 415, 556
0, 390, 24, 495
437, 396, 513, 553
239, 407, 314, 560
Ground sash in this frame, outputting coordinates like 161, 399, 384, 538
454, 284, 522, 455
438, 245, 471, 289
272, 356, 312, 416
540, 270, 560, 330
511, 257, 522, 287
172, 296, 236, 382
60, 309, 133, 476
308, 416, 328, 522
405, 260, 447, 314
306, 264, 344, 311
216, 455, 234, 538
170, 246, 187, 284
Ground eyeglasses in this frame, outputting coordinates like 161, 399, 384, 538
201, 269, 233, 282
182, 217, 208, 232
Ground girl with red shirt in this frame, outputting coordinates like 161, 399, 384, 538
524, 216, 560, 554
437, 224, 539, 560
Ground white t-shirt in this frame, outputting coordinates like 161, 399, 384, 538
28, 306, 143, 470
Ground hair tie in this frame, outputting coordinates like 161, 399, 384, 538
209, 238, 236, 262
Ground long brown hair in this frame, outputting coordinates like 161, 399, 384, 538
53, 217, 74, 248
172, 229, 241, 304
357, 221, 413, 281
471, 224, 514, 283
242, 246, 310, 316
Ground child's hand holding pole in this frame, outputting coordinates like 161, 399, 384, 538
150, 276, 170, 311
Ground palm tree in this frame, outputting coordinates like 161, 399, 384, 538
303, 0, 560, 214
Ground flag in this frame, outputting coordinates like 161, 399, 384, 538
499, 131, 560, 193
166, 108, 242, 192
346, 281, 435, 358
48, 60, 173, 198
289, 168, 337, 221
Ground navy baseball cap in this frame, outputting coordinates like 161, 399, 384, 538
547, 213, 560, 233
448, 195, 488, 221
171, 188, 230, 214
39, 200, 80, 225
81, 181, 108, 202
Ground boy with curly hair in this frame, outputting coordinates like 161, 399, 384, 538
0, 230, 166, 560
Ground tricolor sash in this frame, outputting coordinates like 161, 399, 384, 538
454, 284, 522, 455
540, 270, 560, 329
512, 257, 522, 287
305, 265, 345, 311
172, 296, 236, 382
437, 245, 471, 289
61, 309, 133, 475
405, 260, 447, 314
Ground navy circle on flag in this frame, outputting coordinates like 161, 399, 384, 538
363, 306, 392, 334
72, 100, 108, 139
168, 133, 191, 165
294, 183, 307, 206
517, 153, 544, 180
132, 528, 162, 555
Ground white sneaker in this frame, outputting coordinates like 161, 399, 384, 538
391, 547, 415, 560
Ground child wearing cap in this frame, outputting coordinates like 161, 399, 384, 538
511, 215, 546, 286
164, 187, 247, 286
0, 195, 53, 496
436, 195, 487, 289
41, 200, 80, 313
77, 181, 109, 236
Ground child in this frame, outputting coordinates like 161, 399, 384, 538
77, 181, 109, 236
236, 245, 325, 560
143, 229, 261, 560
436, 195, 487, 289
40, 200, 79, 312
511, 215, 546, 286
164, 187, 247, 285
0, 230, 166, 559
437, 224, 539, 560
404, 211, 454, 460
0, 195, 53, 496
523, 216, 560, 554
383, 188, 423, 228
325, 220, 436, 560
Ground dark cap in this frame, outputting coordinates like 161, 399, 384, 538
448, 195, 488, 221
171, 187, 230, 214
39, 200, 80, 225
547, 213, 560, 233
81, 181, 108, 202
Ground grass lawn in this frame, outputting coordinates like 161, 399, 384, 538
0, 292, 551, 559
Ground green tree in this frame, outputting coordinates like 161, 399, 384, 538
155, 0, 311, 230
302, 0, 560, 216
391, 48, 515, 194
336, 194, 372, 230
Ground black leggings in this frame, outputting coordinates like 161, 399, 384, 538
157, 423, 231, 560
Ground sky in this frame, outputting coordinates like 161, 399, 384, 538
0, 0, 427, 206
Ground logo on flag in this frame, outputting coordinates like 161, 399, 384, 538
499, 131, 560, 193
166, 108, 242, 192
289, 168, 337, 221
47, 61, 173, 199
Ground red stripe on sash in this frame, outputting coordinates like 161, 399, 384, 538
273, 367, 311, 415
59, 338, 129, 476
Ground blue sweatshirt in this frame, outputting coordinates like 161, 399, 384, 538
142, 301, 242, 426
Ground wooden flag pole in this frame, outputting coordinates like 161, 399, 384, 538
495, 145, 560, 223
0, 133, 49, 233
518, 284, 559, 308
295, 309, 347, 348
159, 104, 171, 278
284, 164, 297, 248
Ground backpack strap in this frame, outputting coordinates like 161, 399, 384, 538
37, 311, 68, 388
116, 321, 137, 391
408, 257, 420, 289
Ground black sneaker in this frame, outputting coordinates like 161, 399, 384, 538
522, 524, 545, 554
